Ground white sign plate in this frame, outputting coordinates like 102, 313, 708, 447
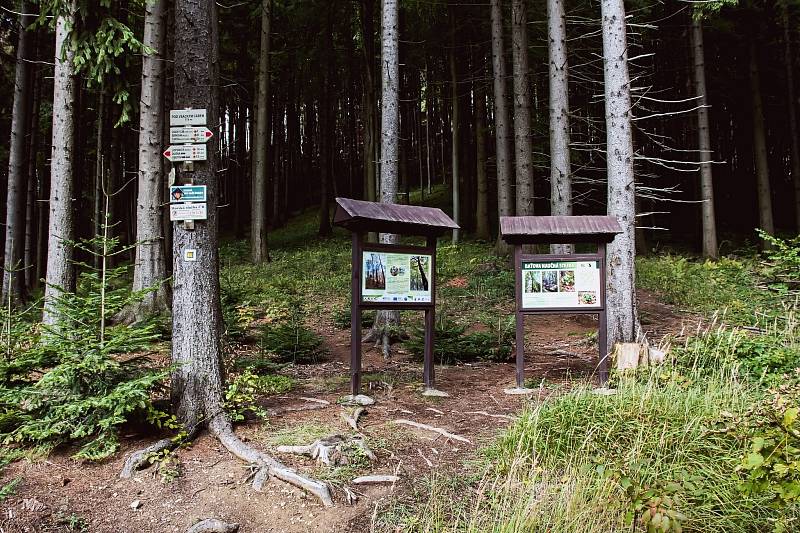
170, 203, 207, 221
163, 144, 207, 162
170, 109, 207, 126
183, 249, 198, 262
361, 251, 432, 304
170, 127, 214, 144
521, 260, 601, 309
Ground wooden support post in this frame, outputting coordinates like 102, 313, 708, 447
597, 242, 609, 385
351, 232, 362, 395
423, 235, 437, 392
514, 244, 525, 389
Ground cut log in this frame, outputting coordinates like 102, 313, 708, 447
392, 419, 471, 444
613, 342, 642, 371
340, 394, 375, 406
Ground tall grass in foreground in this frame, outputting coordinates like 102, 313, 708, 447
382, 363, 797, 532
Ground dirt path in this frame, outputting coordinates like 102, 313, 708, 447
0, 290, 698, 533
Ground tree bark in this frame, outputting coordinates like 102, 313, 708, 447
120, 0, 170, 323
171, 0, 226, 433
3, 1, 34, 304
366, 0, 401, 359
690, 18, 718, 259
43, 1, 78, 328
318, 5, 334, 237
781, 4, 800, 232
251, 0, 271, 263
511, 0, 534, 218
360, 0, 377, 204
748, 39, 774, 237
601, 0, 639, 352
547, 0, 573, 254
449, 8, 460, 243
475, 77, 490, 240
490, 0, 513, 253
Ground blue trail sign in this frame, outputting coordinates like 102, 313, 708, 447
170, 185, 207, 203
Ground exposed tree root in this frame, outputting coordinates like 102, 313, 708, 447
340, 407, 365, 430
186, 518, 239, 533
120, 438, 175, 479
276, 434, 375, 466
392, 419, 471, 444
208, 416, 334, 507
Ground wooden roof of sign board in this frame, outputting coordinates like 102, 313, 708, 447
334, 197, 460, 236
500, 215, 623, 244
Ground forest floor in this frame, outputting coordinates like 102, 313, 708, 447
0, 287, 697, 533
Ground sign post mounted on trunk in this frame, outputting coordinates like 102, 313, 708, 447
500, 216, 622, 393
333, 198, 459, 397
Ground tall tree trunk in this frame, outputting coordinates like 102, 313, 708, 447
3, 1, 33, 304
781, 5, 800, 232
748, 39, 774, 237
251, 0, 271, 263
690, 18, 718, 259
360, 0, 377, 204
43, 1, 78, 327
24, 68, 40, 292
366, 0, 401, 359
318, 7, 334, 237
475, 78, 490, 240
547, 0, 573, 254
490, 0, 513, 253
120, 0, 170, 323
601, 0, 639, 351
511, 0, 534, 217
449, 9, 460, 243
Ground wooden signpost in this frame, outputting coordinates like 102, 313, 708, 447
333, 198, 459, 396
500, 216, 622, 392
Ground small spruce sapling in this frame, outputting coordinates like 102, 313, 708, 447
0, 211, 170, 460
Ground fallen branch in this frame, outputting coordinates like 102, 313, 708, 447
352, 475, 399, 485
340, 407, 365, 431
465, 411, 514, 421
209, 416, 333, 507
392, 419, 471, 444
417, 448, 433, 467
186, 518, 239, 533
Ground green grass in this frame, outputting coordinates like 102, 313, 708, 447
636, 255, 781, 325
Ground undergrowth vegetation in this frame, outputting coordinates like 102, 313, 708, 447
385, 233, 800, 532
0, 234, 169, 461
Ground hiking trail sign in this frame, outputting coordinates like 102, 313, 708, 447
163, 144, 207, 162
169, 127, 214, 144
333, 198, 459, 397
169, 108, 207, 126
500, 216, 622, 393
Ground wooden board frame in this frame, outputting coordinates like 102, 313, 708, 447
512, 243, 609, 388
350, 233, 438, 395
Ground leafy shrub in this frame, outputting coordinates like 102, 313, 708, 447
259, 322, 328, 364
0, 234, 168, 461
759, 231, 800, 298
224, 369, 293, 422
727, 383, 800, 507
405, 315, 513, 364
